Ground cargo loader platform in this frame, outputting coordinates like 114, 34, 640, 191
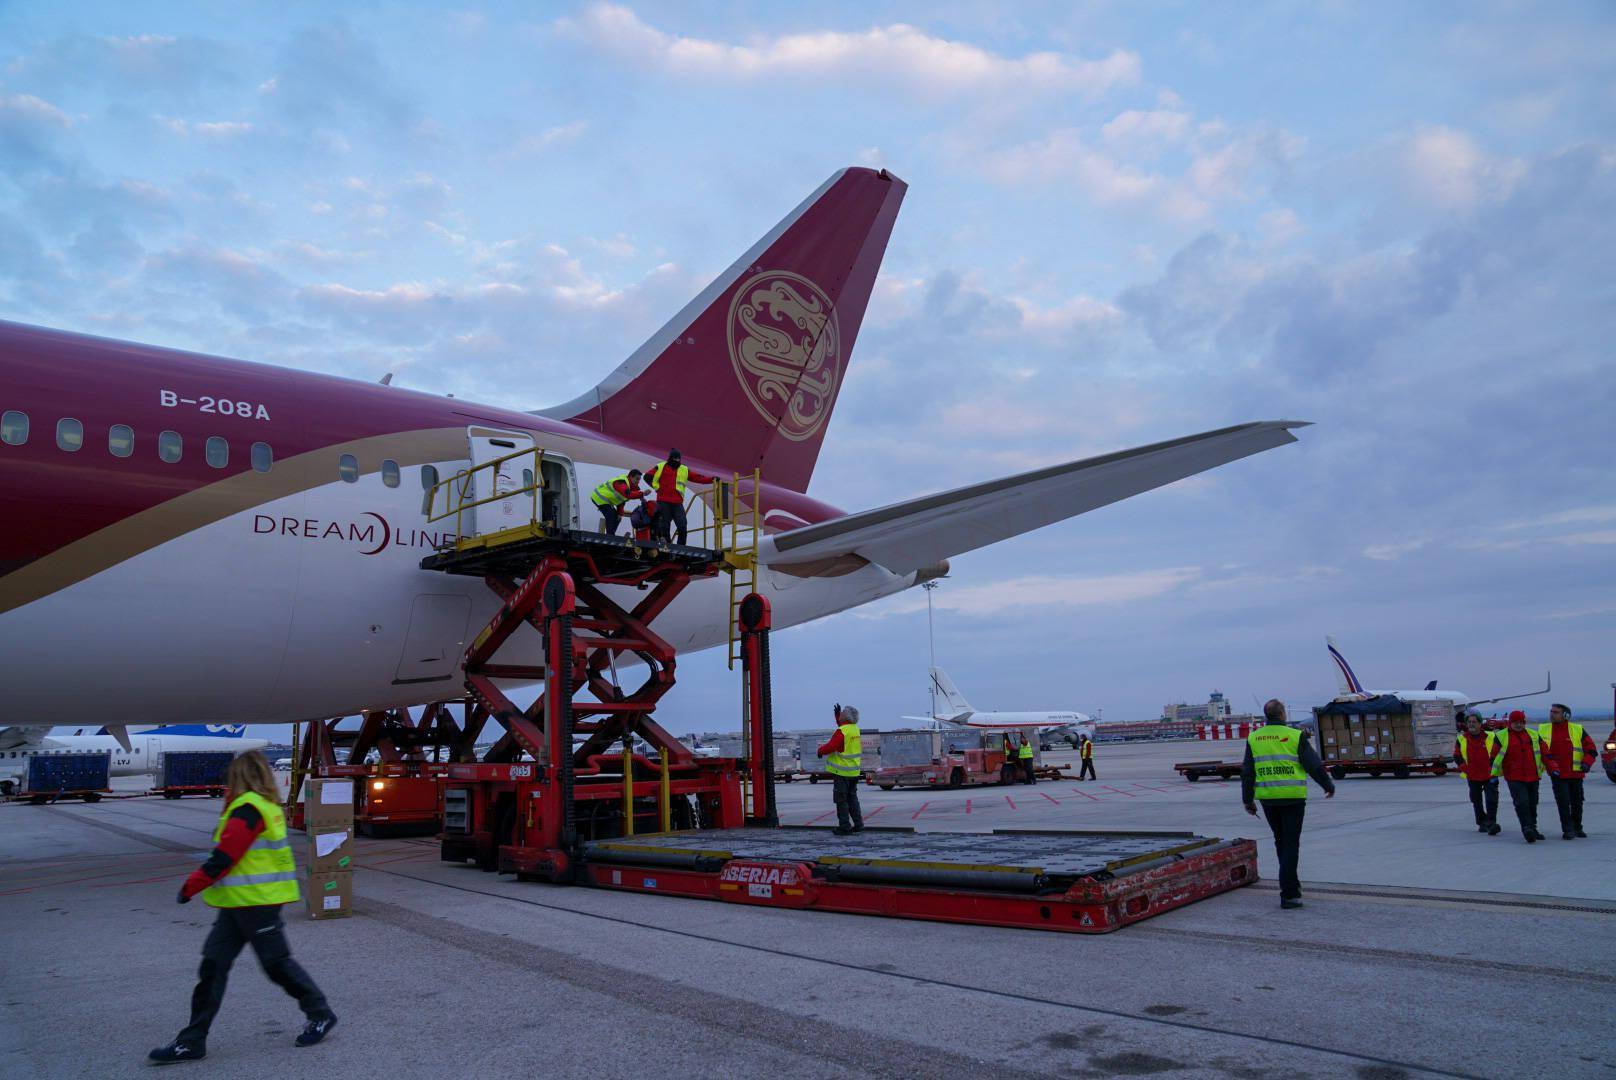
583, 826, 1257, 933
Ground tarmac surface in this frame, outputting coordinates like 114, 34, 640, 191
4, 740, 1614, 1079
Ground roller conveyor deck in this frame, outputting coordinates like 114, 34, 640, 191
583, 825, 1257, 933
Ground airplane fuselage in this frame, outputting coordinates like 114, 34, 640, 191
0, 321, 913, 725
0, 732, 268, 784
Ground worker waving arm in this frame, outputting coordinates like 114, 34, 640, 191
177, 802, 267, 903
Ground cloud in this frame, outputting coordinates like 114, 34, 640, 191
4, 33, 240, 101
156, 116, 253, 138
1400, 125, 1522, 210
556, 4, 1140, 102
0, 93, 73, 171
504, 119, 588, 158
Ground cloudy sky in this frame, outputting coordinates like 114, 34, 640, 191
3, 2, 1613, 732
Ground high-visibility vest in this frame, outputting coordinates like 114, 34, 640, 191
1080, 741, 1093, 760
203, 791, 300, 908
1490, 729, 1543, 778
1018, 742, 1034, 760
591, 474, 637, 508
648, 462, 690, 498
1454, 731, 1495, 766
1538, 722, 1589, 774
827, 723, 862, 777
1247, 724, 1307, 800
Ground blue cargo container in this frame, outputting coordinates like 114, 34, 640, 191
158, 751, 235, 797
23, 752, 111, 802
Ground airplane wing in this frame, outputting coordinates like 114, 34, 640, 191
1468, 673, 1551, 708
763, 421, 1307, 575
0, 727, 46, 752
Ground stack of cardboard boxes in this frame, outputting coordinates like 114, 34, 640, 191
1314, 712, 1413, 763
1313, 708, 1455, 764
303, 778, 355, 920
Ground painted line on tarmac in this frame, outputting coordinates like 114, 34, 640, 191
1099, 785, 1135, 798
363, 863, 1485, 1080
1067, 787, 1100, 802
1040, 792, 1060, 805
1135, 924, 1616, 987
910, 800, 930, 820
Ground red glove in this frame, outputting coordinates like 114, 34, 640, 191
180, 869, 212, 900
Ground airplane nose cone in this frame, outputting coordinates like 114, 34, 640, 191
914, 560, 950, 585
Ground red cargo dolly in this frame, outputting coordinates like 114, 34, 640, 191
1326, 756, 1450, 780
1173, 759, 1243, 781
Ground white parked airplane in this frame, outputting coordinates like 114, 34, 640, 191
1326, 636, 1549, 710
0, 168, 1306, 741
0, 724, 267, 795
905, 668, 1096, 742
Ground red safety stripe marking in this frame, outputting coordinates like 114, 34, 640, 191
1004, 795, 1016, 809
89, 874, 177, 888
1100, 786, 1136, 797
865, 805, 885, 819
964, 799, 972, 814
804, 808, 836, 824
1068, 787, 1100, 801
910, 800, 930, 820
1041, 792, 1061, 805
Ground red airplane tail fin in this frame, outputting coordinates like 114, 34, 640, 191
541, 167, 906, 493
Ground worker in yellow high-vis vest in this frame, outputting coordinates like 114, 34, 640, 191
1017, 734, 1036, 785
1241, 700, 1335, 910
148, 751, 337, 1064
816, 703, 865, 835
589, 468, 648, 536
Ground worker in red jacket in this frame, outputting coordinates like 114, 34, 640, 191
647, 448, 715, 546
816, 703, 864, 835
1491, 710, 1547, 843
1453, 714, 1501, 835
1541, 703, 1596, 839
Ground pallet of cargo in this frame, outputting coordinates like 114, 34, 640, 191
151, 749, 234, 798
583, 826, 1256, 934
8, 752, 112, 804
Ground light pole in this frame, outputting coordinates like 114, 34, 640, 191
922, 579, 946, 718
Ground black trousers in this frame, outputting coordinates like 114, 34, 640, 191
595, 503, 622, 535
1020, 759, 1035, 784
178, 905, 331, 1046
1259, 800, 1307, 900
1505, 779, 1540, 835
1466, 778, 1499, 827
831, 775, 863, 830
1078, 758, 1096, 780
1549, 775, 1585, 833
653, 502, 688, 544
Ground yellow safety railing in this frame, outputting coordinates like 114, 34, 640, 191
427, 446, 549, 551
687, 470, 761, 669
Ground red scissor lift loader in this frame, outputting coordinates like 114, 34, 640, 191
406, 448, 1256, 933
428, 530, 781, 882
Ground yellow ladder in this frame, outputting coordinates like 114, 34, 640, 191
721, 469, 761, 670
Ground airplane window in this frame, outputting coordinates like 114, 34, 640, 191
1, 411, 27, 446
421, 464, 438, 489
338, 453, 359, 483
205, 436, 229, 469
381, 459, 400, 488
56, 418, 84, 452
109, 424, 134, 458
251, 442, 273, 473
159, 430, 183, 463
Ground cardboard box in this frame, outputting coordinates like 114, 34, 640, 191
304, 778, 354, 828
1323, 733, 1338, 746
305, 870, 352, 919
308, 825, 355, 874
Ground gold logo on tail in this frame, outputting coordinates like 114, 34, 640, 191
726, 270, 840, 442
